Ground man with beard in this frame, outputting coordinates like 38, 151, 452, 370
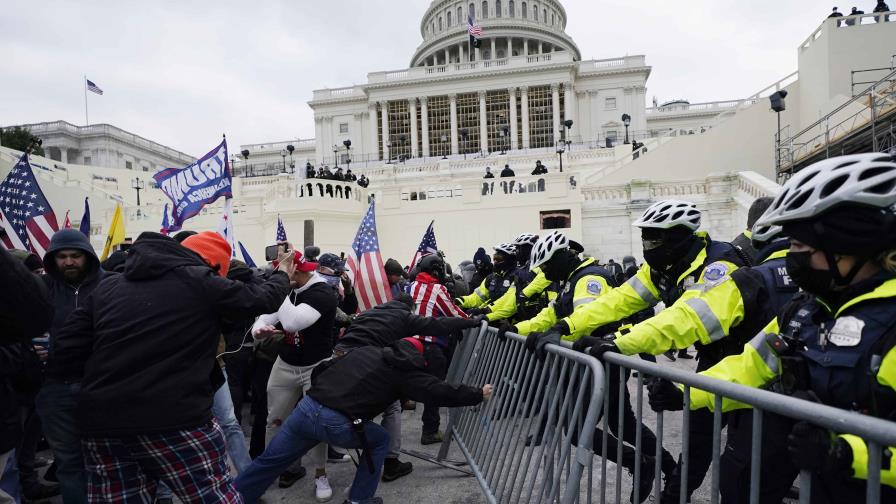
35, 229, 113, 504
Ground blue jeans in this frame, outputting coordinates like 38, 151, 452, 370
36, 382, 87, 504
235, 396, 388, 504
157, 375, 252, 500
1, 449, 21, 503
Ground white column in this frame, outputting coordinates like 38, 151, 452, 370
315, 117, 325, 162
508, 87, 518, 150
490, 38, 496, 59
478, 90, 488, 154
521, 86, 530, 149
367, 104, 378, 161
475, 46, 481, 62
409, 98, 419, 158
60, 149, 69, 164
444, 48, 450, 64
420, 97, 430, 157
449, 94, 459, 155
564, 83, 575, 140
380, 102, 390, 161
507, 37, 512, 58
551, 84, 561, 144
459, 43, 465, 63
523, 39, 529, 56
539, 41, 544, 54
588, 90, 599, 143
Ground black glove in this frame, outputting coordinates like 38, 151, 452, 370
588, 341, 620, 362
467, 307, 491, 317
572, 336, 601, 354
787, 422, 853, 475
525, 330, 561, 360
497, 323, 517, 342
647, 379, 684, 412
447, 317, 481, 342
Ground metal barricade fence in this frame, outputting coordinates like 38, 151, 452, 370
597, 352, 896, 504
435, 324, 607, 504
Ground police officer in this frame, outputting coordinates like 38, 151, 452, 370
474, 234, 554, 323
457, 243, 518, 310
659, 153, 896, 502
579, 199, 749, 503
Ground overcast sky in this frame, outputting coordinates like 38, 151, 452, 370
1, 0, 831, 157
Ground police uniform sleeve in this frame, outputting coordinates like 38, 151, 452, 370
485, 286, 518, 322
567, 264, 660, 338
561, 274, 613, 341
458, 278, 489, 308
837, 344, 896, 488
689, 319, 783, 412
521, 268, 552, 298
613, 261, 745, 355
514, 302, 558, 336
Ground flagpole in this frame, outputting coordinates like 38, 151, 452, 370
84, 76, 89, 126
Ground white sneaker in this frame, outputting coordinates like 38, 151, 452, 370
314, 475, 333, 502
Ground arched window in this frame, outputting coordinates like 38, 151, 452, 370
509, 0, 515, 17
438, 16, 443, 30
543, 9, 547, 22
532, 3, 538, 20
458, 7, 463, 23
551, 12, 555, 25
521, 1, 527, 18
482, 1, 488, 18
496, 0, 502, 17
447, 10, 452, 26
469, 2, 475, 18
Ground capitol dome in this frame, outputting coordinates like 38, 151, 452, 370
412, 0, 581, 67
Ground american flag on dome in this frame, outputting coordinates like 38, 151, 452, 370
276, 215, 287, 242
409, 220, 438, 272
346, 201, 392, 312
0, 152, 59, 256
468, 13, 482, 48
86, 78, 103, 95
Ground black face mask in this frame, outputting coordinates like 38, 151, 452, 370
643, 237, 696, 273
543, 251, 579, 282
785, 251, 835, 297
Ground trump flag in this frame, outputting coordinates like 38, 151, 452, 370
154, 139, 231, 232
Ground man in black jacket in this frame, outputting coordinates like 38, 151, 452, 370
49, 231, 293, 503
34, 228, 112, 504
0, 245, 53, 503
235, 337, 490, 504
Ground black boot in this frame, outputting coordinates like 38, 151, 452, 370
381, 457, 413, 482
621, 450, 656, 504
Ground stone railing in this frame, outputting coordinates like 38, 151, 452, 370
801, 11, 895, 53
311, 86, 367, 102
369, 51, 575, 84
736, 170, 781, 200
240, 138, 316, 152
20, 121, 196, 164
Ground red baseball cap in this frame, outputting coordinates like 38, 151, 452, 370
293, 250, 318, 273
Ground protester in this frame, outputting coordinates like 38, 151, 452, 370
0, 245, 53, 504
34, 229, 114, 504
470, 247, 493, 288
251, 249, 338, 500
483, 167, 494, 179
384, 258, 409, 297
531, 160, 548, 175
47, 231, 293, 503
357, 174, 370, 188
409, 254, 470, 445
846, 6, 864, 24
730, 196, 773, 264
236, 332, 490, 504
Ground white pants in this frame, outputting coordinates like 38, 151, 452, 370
266, 356, 329, 471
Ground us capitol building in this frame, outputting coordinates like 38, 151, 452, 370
4, 1, 895, 264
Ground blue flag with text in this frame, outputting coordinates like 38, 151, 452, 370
153, 139, 231, 232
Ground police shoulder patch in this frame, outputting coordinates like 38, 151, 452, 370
586, 279, 603, 295
702, 262, 730, 283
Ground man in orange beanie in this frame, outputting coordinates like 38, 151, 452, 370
49, 232, 294, 503
182, 231, 232, 277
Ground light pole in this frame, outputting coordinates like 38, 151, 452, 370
621, 113, 631, 144
440, 134, 448, 159
286, 144, 295, 173
241, 149, 250, 176
333, 145, 339, 168
343, 139, 352, 173
131, 178, 144, 206
770, 90, 788, 172
556, 140, 566, 173
280, 149, 287, 174
500, 125, 509, 155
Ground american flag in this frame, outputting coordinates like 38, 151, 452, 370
409, 220, 438, 272
276, 215, 287, 242
468, 13, 482, 37
86, 78, 103, 95
0, 152, 59, 256
346, 201, 392, 312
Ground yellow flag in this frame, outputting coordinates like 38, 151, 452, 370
100, 204, 126, 261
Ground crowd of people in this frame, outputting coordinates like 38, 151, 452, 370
828, 2, 891, 23
305, 163, 369, 188
2, 152, 896, 504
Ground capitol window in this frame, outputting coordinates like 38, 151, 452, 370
438, 16, 442, 31
469, 3, 475, 18
605, 97, 617, 110
458, 7, 463, 23
339, 122, 349, 133
521, 1, 527, 18
125, 160, 133, 170
496, 0, 502, 17
533, 4, 538, 21
447, 11, 452, 27
482, 1, 488, 18
509, 0, 515, 17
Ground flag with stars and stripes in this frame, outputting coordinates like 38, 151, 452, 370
346, 201, 392, 312
409, 220, 438, 272
468, 13, 482, 48
0, 152, 59, 256
276, 215, 287, 242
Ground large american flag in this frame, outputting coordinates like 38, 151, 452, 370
276, 215, 287, 242
346, 201, 392, 312
468, 13, 482, 37
0, 152, 59, 256
409, 220, 438, 272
